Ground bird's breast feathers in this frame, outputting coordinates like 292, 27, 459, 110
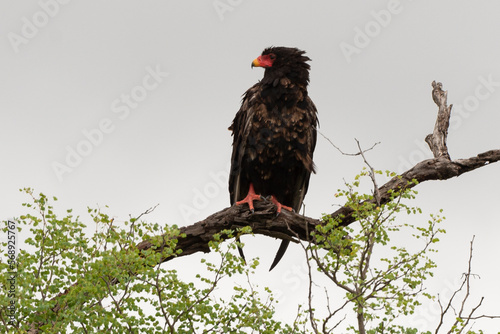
244, 98, 315, 171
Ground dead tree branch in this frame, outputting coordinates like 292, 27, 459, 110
426, 81, 452, 159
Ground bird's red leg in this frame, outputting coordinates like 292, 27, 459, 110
236, 183, 262, 212
270, 196, 294, 214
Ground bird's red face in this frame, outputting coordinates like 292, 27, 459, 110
252, 53, 276, 68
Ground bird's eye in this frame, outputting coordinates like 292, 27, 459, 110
269, 53, 276, 60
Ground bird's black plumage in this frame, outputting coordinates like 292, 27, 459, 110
228, 47, 318, 271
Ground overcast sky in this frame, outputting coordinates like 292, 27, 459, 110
1, 1, 499, 332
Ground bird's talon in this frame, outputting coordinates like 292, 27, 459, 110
270, 195, 294, 215
235, 184, 262, 213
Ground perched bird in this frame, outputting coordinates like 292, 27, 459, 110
228, 47, 318, 271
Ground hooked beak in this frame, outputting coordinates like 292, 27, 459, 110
251, 57, 262, 68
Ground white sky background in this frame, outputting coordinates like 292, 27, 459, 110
1, 0, 500, 332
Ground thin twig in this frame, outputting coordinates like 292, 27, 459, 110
316, 127, 380, 156
355, 138, 381, 207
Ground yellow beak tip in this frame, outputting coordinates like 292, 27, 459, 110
251, 58, 261, 68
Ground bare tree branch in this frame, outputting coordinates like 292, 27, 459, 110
355, 138, 381, 206
435, 236, 500, 333
316, 128, 380, 157
426, 81, 452, 160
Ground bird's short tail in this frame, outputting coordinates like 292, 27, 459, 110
236, 237, 246, 264
269, 240, 290, 271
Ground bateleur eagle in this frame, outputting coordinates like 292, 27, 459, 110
228, 46, 318, 271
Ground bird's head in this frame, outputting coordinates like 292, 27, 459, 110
252, 46, 311, 86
